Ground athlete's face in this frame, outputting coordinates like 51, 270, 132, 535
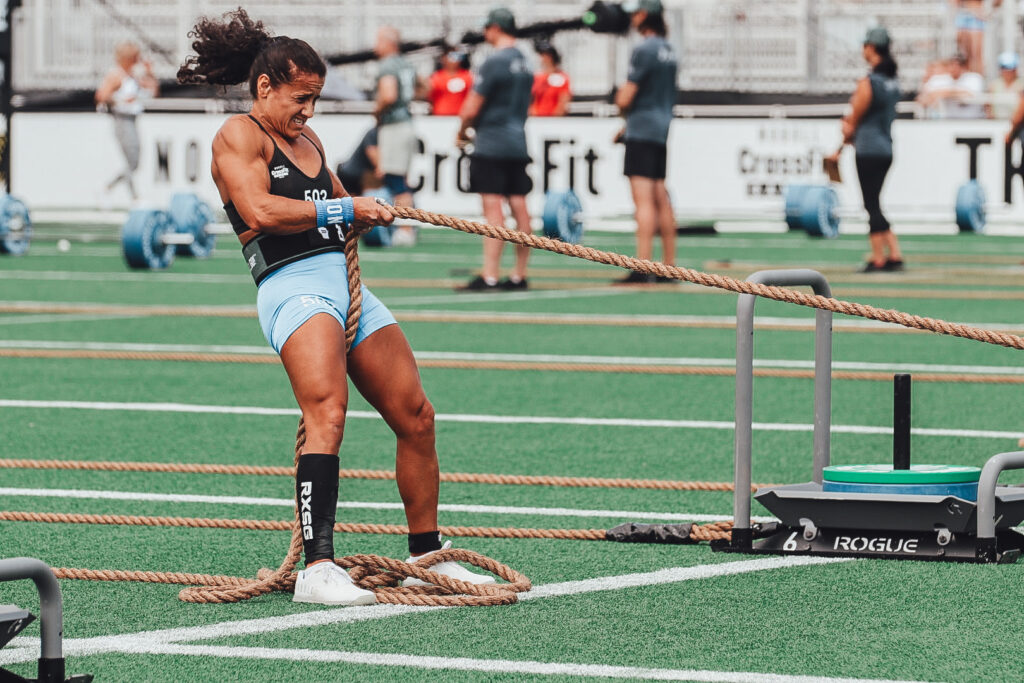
260, 69, 324, 140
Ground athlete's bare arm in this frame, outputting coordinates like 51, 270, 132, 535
94, 70, 124, 106
456, 91, 484, 146
212, 116, 390, 233
842, 77, 873, 143
614, 81, 639, 112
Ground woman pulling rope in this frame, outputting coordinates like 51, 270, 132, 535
177, 9, 496, 606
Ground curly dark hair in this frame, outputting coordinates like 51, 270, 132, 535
177, 8, 325, 97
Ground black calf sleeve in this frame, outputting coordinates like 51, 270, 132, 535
296, 453, 340, 565
408, 530, 443, 555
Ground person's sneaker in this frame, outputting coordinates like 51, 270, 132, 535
402, 541, 497, 587
457, 275, 500, 291
498, 277, 528, 290
858, 261, 886, 273
883, 258, 905, 272
292, 561, 377, 606
654, 275, 678, 284
390, 227, 417, 247
615, 270, 655, 284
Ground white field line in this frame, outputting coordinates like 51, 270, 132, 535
0, 270, 251, 284
0, 314, 138, 326
384, 287, 634, 306
1, 399, 1021, 440
1, 339, 1021, 376
0, 556, 846, 667
400, 308, 1024, 332
5, 301, 1024, 333
123, 642, 927, 683
0, 487, 768, 523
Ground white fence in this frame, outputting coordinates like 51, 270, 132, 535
11, 0, 1024, 96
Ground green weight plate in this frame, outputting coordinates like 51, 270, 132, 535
823, 464, 981, 484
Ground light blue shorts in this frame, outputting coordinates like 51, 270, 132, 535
955, 10, 985, 32
256, 252, 397, 354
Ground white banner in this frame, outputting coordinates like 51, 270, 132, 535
13, 112, 1024, 222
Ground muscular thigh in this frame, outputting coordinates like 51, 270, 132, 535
346, 325, 429, 426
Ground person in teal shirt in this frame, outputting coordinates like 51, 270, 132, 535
374, 26, 420, 245
615, 0, 678, 284
827, 27, 904, 273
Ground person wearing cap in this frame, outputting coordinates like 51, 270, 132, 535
530, 42, 572, 117
374, 26, 421, 246
613, 0, 678, 284
429, 47, 473, 116
456, 7, 534, 291
987, 52, 1022, 120
826, 27, 904, 273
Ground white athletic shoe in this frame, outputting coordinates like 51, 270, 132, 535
292, 561, 377, 606
390, 227, 417, 247
402, 540, 496, 587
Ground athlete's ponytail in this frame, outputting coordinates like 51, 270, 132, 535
872, 44, 898, 79
177, 8, 325, 97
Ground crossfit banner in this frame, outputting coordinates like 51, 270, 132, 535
12, 112, 1024, 222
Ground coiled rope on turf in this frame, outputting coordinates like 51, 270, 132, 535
387, 205, 1024, 351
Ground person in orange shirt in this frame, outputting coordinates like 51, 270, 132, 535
529, 43, 571, 116
428, 47, 472, 116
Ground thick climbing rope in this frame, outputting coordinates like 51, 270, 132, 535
0, 348, 1020, 384
4, 510, 735, 546
388, 205, 1024, 351
0, 457, 758, 491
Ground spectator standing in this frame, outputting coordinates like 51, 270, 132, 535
456, 7, 534, 291
95, 42, 158, 201
335, 127, 381, 197
428, 48, 473, 116
987, 52, 1023, 119
614, 0, 678, 284
529, 43, 571, 116
374, 26, 419, 245
827, 27, 904, 273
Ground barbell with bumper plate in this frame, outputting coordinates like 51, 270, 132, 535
822, 463, 983, 501
784, 184, 840, 238
0, 194, 32, 255
122, 209, 178, 269
542, 189, 584, 244
169, 192, 216, 258
955, 179, 985, 233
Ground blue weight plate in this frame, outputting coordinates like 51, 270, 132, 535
0, 194, 32, 256
783, 185, 812, 231
955, 180, 986, 233
803, 185, 840, 238
169, 192, 216, 258
542, 190, 584, 244
822, 480, 979, 501
122, 209, 175, 269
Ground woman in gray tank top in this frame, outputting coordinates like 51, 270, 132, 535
827, 27, 905, 273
